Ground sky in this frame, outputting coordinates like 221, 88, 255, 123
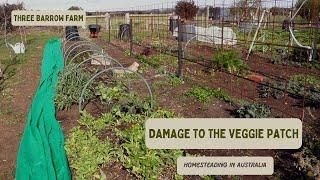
1, 0, 298, 11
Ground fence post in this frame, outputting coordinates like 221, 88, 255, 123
312, 0, 319, 61
130, 19, 133, 57
108, 17, 111, 43
221, 3, 225, 50
177, 19, 184, 78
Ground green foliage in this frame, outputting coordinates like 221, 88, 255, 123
66, 108, 180, 179
135, 53, 169, 68
257, 81, 285, 99
185, 86, 235, 104
211, 51, 247, 74
65, 71, 182, 179
168, 74, 184, 87
65, 127, 113, 179
55, 63, 94, 110
236, 103, 271, 118
290, 74, 320, 89
154, 74, 184, 89
288, 74, 320, 106
292, 134, 320, 179
132, 36, 143, 45
95, 83, 152, 115
123, 50, 131, 57
116, 124, 183, 179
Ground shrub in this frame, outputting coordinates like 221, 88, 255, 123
211, 50, 247, 74
175, 0, 199, 21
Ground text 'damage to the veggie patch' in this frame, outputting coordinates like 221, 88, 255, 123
177, 157, 274, 176
145, 118, 302, 149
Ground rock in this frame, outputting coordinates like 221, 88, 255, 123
113, 62, 140, 75
127, 62, 139, 72
247, 74, 264, 83
90, 54, 111, 66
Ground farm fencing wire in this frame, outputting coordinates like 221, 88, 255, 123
98, 0, 320, 120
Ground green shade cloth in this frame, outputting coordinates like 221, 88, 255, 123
16, 38, 71, 180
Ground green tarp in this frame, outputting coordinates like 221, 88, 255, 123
16, 38, 71, 180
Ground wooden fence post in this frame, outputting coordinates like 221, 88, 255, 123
130, 19, 133, 57
177, 19, 184, 78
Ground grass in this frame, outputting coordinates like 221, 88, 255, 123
0, 30, 60, 117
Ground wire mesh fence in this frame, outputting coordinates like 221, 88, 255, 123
86, 0, 320, 121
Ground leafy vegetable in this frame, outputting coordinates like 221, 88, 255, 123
55, 63, 94, 110
211, 50, 247, 74
236, 103, 271, 118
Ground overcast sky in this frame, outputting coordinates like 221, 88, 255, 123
1, 0, 298, 11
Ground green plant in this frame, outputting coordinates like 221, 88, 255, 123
291, 74, 320, 89
66, 107, 180, 179
168, 74, 184, 87
288, 74, 320, 106
236, 103, 271, 118
132, 36, 142, 45
96, 83, 152, 116
65, 127, 114, 179
55, 63, 94, 110
123, 50, 131, 57
185, 86, 236, 104
257, 81, 285, 99
211, 51, 247, 74
116, 124, 183, 179
291, 134, 320, 179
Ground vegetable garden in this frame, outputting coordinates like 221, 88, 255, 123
1, 0, 320, 179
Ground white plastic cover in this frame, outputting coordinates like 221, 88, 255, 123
173, 25, 237, 45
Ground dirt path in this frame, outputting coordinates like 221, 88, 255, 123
0, 52, 41, 179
